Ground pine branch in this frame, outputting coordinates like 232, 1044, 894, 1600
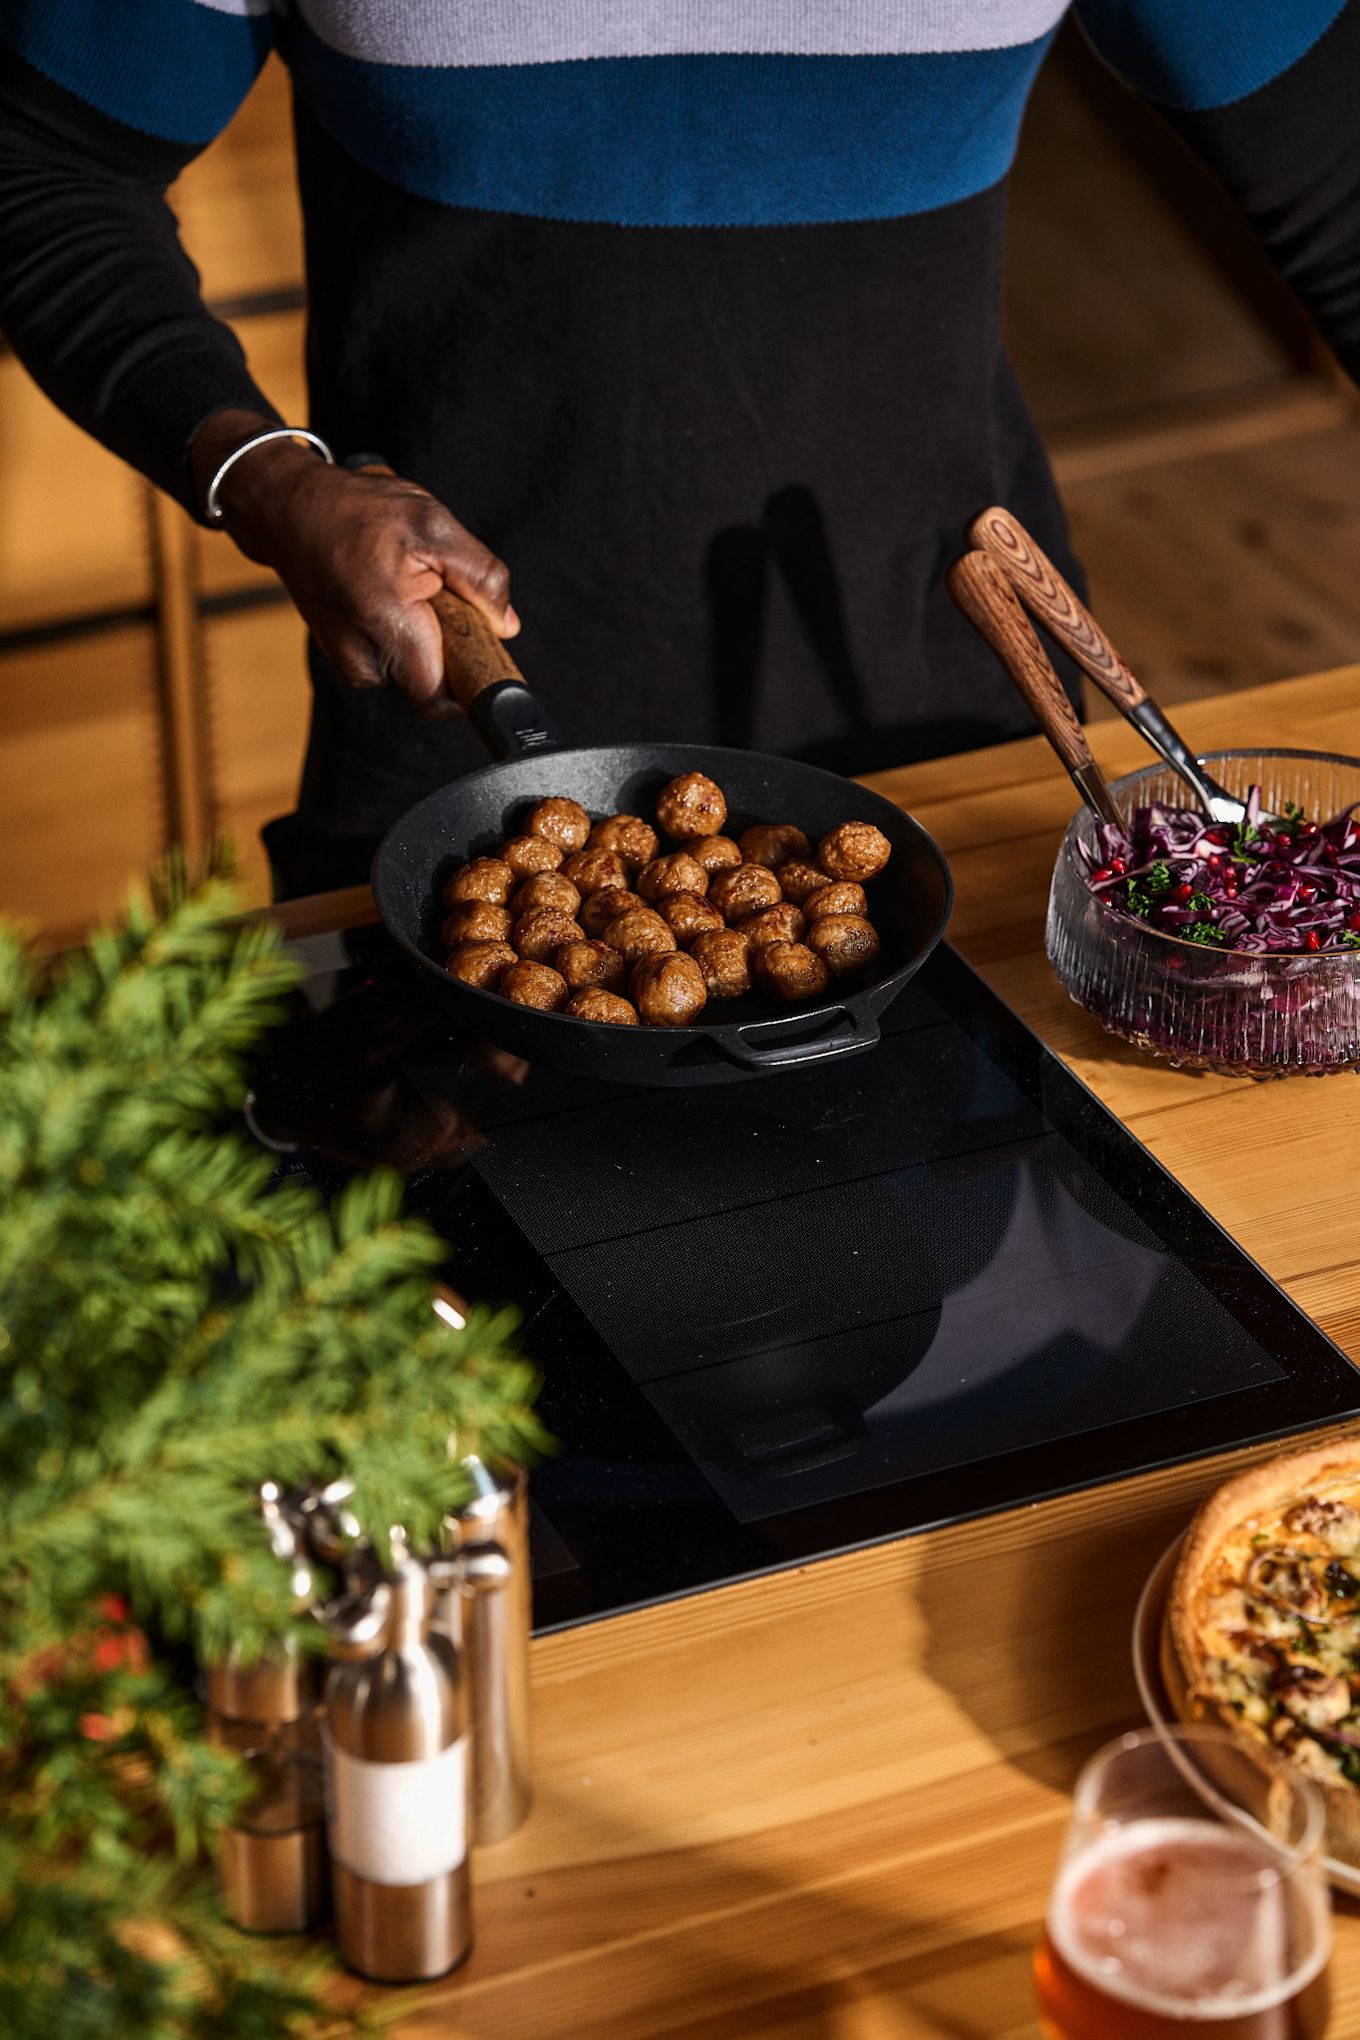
0, 864, 543, 2032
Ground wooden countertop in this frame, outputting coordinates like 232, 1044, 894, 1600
315, 667, 1360, 2037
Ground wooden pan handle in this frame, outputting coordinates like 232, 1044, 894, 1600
967, 505, 1146, 715
947, 550, 1095, 776
352, 458, 524, 713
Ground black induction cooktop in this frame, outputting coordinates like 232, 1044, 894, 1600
246, 927, 1360, 1632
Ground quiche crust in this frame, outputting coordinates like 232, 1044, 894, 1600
1165, 1440, 1360, 1866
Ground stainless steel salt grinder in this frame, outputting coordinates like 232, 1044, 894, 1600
433, 1458, 532, 1843
207, 1484, 329, 1932
324, 1545, 472, 1982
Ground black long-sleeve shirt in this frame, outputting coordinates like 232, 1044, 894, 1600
2, 1, 1359, 887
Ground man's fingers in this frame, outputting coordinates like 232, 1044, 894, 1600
326, 604, 448, 711
418, 506, 520, 637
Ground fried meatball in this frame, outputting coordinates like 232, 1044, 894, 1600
739, 903, 806, 953
637, 852, 710, 902
524, 796, 590, 852
777, 857, 833, 906
512, 907, 585, 964
807, 914, 881, 977
658, 891, 724, 942
445, 939, 516, 990
602, 908, 677, 967
655, 772, 727, 841
501, 960, 569, 1011
709, 862, 783, 924
500, 833, 563, 878
818, 821, 892, 882
803, 881, 868, 924
509, 872, 582, 919
753, 940, 830, 1005
586, 813, 659, 868
690, 927, 752, 1000
738, 823, 810, 870
441, 901, 512, 948
560, 847, 629, 897
689, 834, 744, 876
554, 939, 628, 993
579, 886, 644, 938
630, 951, 708, 1026
566, 988, 639, 1026
443, 856, 515, 908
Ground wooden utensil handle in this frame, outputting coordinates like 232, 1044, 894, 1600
968, 505, 1146, 714
352, 458, 524, 712
946, 550, 1096, 776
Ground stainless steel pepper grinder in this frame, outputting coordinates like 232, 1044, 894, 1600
433, 1457, 533, 1843
207, 1483, 329, 1933
324, 1543, 472, 1982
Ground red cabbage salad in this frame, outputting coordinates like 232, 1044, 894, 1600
1081, 786, 1360, 954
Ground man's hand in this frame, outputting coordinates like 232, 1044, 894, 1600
190, 410, 519, 716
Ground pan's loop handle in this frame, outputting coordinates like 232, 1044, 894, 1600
968, 506, 1146, 716
344, 453, 559, 761
712, 1004, 880, 1073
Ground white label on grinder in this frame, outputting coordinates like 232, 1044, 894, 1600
324, 1729, 467, 1885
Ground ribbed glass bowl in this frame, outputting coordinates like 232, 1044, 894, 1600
1047, 748, 1360, 1077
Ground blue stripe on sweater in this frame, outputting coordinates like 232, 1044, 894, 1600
292, 32, 1057, 226
1075, 0, 1349, 110
0, 0, 273, 145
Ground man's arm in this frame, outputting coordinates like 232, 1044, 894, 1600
0, 28, 516, 713
1075, 0, 1360, 383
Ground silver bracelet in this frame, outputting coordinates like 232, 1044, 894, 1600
203, 426, 334, 523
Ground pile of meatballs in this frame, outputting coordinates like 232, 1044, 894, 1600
440, 771, 891, 1028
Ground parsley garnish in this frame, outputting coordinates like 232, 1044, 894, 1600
1187, 891, 1213, 915
1344, 932, 1360, 951
1145, 862, 1171, 895
1185, 923, 1226, 946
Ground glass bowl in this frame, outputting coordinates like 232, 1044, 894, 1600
1046, 748, 1360, 1078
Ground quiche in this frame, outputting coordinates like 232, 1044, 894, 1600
1164, 1441, 1360, 1862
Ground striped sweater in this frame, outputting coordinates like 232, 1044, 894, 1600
1, 2, 1358, 881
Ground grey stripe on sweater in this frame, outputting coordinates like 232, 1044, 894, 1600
293, 0, 1068, 69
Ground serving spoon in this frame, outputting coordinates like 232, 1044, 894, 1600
967, 505, 1245, 824
946, 549, 1125, 831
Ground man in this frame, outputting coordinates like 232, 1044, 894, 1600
1, 2, 1357, 894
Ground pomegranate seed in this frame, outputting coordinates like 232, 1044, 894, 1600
1109, 858, 1126, 876
1298, 884, 1315, 901
1305, 930, 1321, 952
1299, 821, 1319, 838
1092, 866, 1113, 884
1172, 884, 1193, 903
1275, 831, 1294, 852
1348, 913, 1360, 931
